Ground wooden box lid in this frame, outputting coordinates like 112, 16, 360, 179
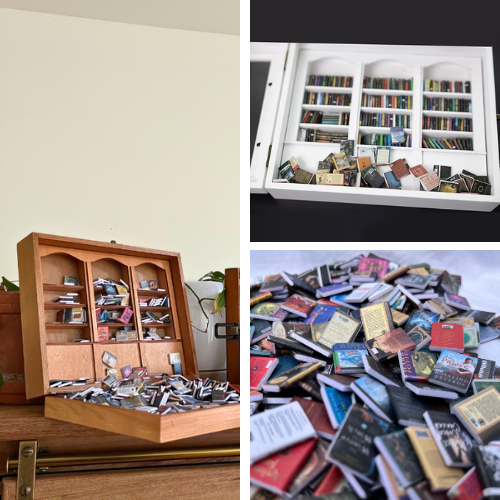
17, 233, 239, 443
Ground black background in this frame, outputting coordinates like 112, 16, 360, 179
250, 0, 500, 242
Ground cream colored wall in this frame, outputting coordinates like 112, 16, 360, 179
0, 8, 239, 282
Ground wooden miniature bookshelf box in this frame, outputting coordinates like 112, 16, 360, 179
17, 233, 240, 443
252, 43, 499, 211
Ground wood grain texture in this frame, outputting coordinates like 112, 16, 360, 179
2, 463, 239, 500
47, 345, 95, 382
225, 268, 240, 385
45, 397, 240, 444
18, 233, 49, 398
139, 341, 185, 376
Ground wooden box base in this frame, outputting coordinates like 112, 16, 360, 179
45, 397, 240, 444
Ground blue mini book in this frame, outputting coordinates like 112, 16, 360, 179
267, 355, 298, 381
404, 310, 440, 335
321, 385, 353, 429
384, 171, 401, 189
304, 304, 338, 324
353, 375, 395, 421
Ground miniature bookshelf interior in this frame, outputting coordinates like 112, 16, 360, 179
278, 47, 490, 191
36, 245, 190, 392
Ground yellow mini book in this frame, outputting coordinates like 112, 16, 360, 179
405, 426, 464, 491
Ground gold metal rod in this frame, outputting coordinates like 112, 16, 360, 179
7, 446, 239, 473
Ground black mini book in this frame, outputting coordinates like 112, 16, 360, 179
251, 319, 272, 343
280, 271, 317, 296
472, 445, 500, 497
362, 354, 403, 388
474, 358, 496, 380
327, 404, 394, 483
267, 335, 315, 356
423, 410, 474, 468
386, 385, 429, 427
374, 430, 425, 488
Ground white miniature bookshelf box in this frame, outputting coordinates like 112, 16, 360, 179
252, 43, 499, 211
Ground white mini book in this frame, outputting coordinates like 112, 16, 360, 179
250, 401, 316, 465
344, 282, 381, 303
368, 283, 393, 302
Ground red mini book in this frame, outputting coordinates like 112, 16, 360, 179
429, 323, 464, 352
365, 328, 416, 362
250, 356, 279, 391
281, 294, 317, 318
291, 395, 336, 440
250, 438, 317, 496
96, 326, 109, 342
314, 465, 345, 495
446, 467, 482, 500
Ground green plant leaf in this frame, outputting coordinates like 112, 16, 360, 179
0, 373, 3, 390
2, 277, 19, 291
199, 271, 225, 283
211, 290, 226, 314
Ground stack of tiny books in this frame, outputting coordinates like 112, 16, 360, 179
54, 275, 87, 324
49, 354, 240, 414
275, 140, 491, 195
94, 276, 134, 326
250, 255, 500, 500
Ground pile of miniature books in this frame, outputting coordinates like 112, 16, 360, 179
275, 141, 491, 194
250, 254, 500, 500
51, 369, 240, 414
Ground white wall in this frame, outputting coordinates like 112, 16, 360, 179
0, 8, 239, 282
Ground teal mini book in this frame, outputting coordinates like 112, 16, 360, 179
321, 385, 352, 429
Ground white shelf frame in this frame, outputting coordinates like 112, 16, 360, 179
263, 43, 499, 211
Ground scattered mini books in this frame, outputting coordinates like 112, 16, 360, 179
50, 370, 239, 415
250, 253, 500, 500
275, 152, 491, 194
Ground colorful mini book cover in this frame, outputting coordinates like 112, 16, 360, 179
463, 326, 479, 350
409, 164, 428, 178
340, 139, 354, 158
444, 293, 470, 310
429, 350, 477, 393
375, 430, 425, 486
446, 466, 483, 500
355, 375, 395, 420
304, 304, 338, 324
357, 257, 388, 279
474, 358, 495, 380
262, 362, 323, 392
390, 126, 404, 143
424, 411, 474, 466
479, 325, 500, 343
404, 310, 440, 335
272, 322, 309, 341
406, 325, 431, 350
298, 268, 321, 290
250, 302, 288, 322
466, 310, 496, 325
376, 146, 391, 165
473, 379, 500, 394
420, 172, 440, 191
333, 343, 368, 374
471, 445, 500, 495
323, 386, 352, 428
320, 310, 362, 346
333, 151, 350, 170
250, 438, 317, 493
365, 328, 416, 362
267, 355, 299, 382
96, 325, 109, 342
384, 170, 401, 189
281, 294, 317, 317
399, 350, 437, 382
260, 273, 287, 292
328, 404, 394, 481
